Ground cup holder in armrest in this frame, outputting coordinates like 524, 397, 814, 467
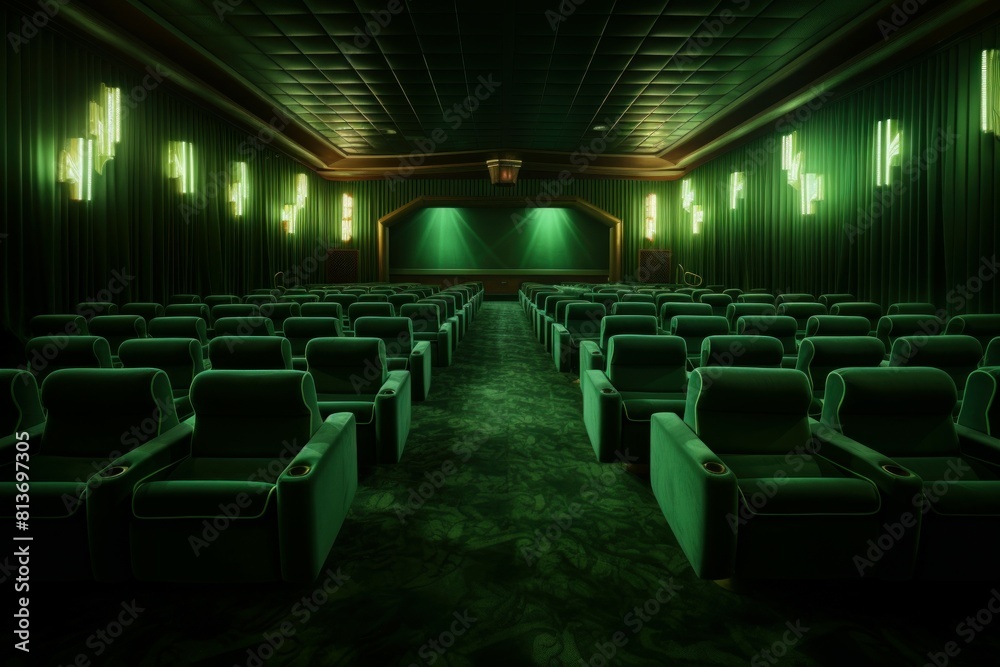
381, 389, 396, 396
99, 465, 129, 479
703, 461, 727, 475
601, 387, 616, 394
287, 465, 311, 477
881, 464, 911, 477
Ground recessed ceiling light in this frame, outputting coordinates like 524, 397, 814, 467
592, 124, 608, 132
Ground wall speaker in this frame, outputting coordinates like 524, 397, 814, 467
638, 249, 672, 283
326, 249, 359, 283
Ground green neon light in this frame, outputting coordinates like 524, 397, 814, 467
692, 205, 703, 234
729, 172, 745, 209
681, 179, 694, 212
800, 173, 824, 215
875, 119, 901, 186
230, 162, 247, 216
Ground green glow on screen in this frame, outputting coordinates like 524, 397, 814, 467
389, 207, 609, 272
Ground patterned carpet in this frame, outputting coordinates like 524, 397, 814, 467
15, 302, 1000, 666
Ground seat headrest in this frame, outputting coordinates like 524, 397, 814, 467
305, 337, 388, 393
670, 315, 729, 336
599, 315, 658, 349
737, 315, 797, 337
958, 368, 1000, 436
607, 334, 687, 392
611, 302, 657, 317
889, 335, 983, 368
41, 368, 179, 456
208, 336, 292, 369
700, 335, 783, 368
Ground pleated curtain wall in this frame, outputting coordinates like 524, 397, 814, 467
670, 22, 1000, 315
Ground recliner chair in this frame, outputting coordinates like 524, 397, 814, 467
577, 315, 659, 383
353, 317, 432, 401
401, 303, 453, 367
347, 302, 395, 333
120, 302, 165, 325
208, 336, 292, 370
670, 315, 729, 368
804, 315, 872, 338
88, 315, 147, 359
944, 315, 1000, 352
128, 370, 357, 583
829, 302, 882, 333
552, 303, 605, 373
699, 335, 783, 369
25, 335, 115, 382
284, 316, 344, 371
29, 314, 90, 338
795, 336, 886, 416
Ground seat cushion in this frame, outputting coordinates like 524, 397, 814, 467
133, 457, 278, 518
315, 397, 376, 424
2, 456, 99, 518
621, 395, 686, 421
737, 477, 879, 515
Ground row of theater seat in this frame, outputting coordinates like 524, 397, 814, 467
522, 282, 1000, 580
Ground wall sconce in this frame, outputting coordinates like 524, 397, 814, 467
282, 204, 297, 234
295, 173, 307, 208
800, 173, 825, 215
692, 205, 704, 235
782, 132, 801, 186
729, 172, 745, 209
89, 84, 121, 175
875, 119, 902, 186
229, 162, 247, 216
341, 193, 353, 242
681, 179, 694, 212
486, 158, 521, 186
644, 193, 656, 241
167, 141, 194, 194
57, 138, 93, 201
983, 50, 999, 135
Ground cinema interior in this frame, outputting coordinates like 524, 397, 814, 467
3, 0, 1000, 665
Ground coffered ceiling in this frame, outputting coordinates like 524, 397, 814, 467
64, 0, 1000, 178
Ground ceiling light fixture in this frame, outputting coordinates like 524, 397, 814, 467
486, 158, 521, 186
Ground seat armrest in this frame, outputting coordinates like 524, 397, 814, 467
374, 370, 412, 463
581, 370, 623, 462
956, 424, 1000, 468
89, 420, 195, 580
650, 413, 737, 579
278, 413, 358, 582
578, 340, 603, 380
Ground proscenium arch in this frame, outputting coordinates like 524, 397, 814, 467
377, 196, 623, 282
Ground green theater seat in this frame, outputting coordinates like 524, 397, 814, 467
169, 294, 201, 305
283, 294, 321, 305
699, 335, 783, 369
401, 303, 453, 367
301, 302, 344, 320
889, 335, 983, 409
88, 315, 147, 360
305, 338, 411, 467
388, 293, 418, 310
75, 301, 118, 320
25, 335, 115, 382
353, 317, 432, 401
537, 295, 579, 345
265, 302, 301, 335
875, 315, 946, 357
737, 293, 775, 305
829, 302, 882, 333
358, 293, 389, 303
651, 366, 908, 580
691, 289, 714, 302
148, 316, 210, 357
577, 315, 659, 384
118, 338, 205, 420
0, 369, 44, 449
660, 302, 712, 331
985, 337, 1000, 366
120, 302, 165, 324
700, 294, 733, 317
888, 302, 938, 315
611, 302, 657, 317
422, 297, 461, 349
553, 303, 605, 373
804, 314, 872, 338
129, 370, 357, 583
775, 293, 816, 306
548, 299, 588, 353
725, 303, 775, 334
210, 303, 260, 327
244, 294, 277, 308
582, 334, 687, 464
722, 289, 743, 301
656, 293, 693, 309
284, 316, 343, 370
347, 302, 395, 333
622, 293, 654, 303
776, 302, 828, 337
213, 315, 275, 337
818, 293, 856, 309
29, 314, 90, 337
164, 303, 211, 321
944, 315, 1000, 352
795, 336, 885, 416
823, 367, 1000, 580
209, 336, 292, 370
958, 367, 1000, 436
737, 315, 799, 368
670, 315, 729, 368
0, 368, 186, 581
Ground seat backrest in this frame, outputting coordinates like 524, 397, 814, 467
775, 293, 815, 306
656, 293, 693, 309
776, 303, 828, 331
29, 314, 89, 338
621, 293, 654, 303
736, 315, 798, 354
888, 335, 984, 391
189, 370, 321, 458
282, 317, 343, 356
986, 337, 1000, 366
533, 290, 560, 309
725, 303, 776, 331
829, 302, 882, 330
164, 303, 210, 320
700, 294, 733, 316
388, 293, 418, 309
120, 302, 165, 323
737, 294, 775, 305
266, 302, 301, 331
148, 316, 209, 346
348, 302, 395, 328
818, 293, 856, 309
564, 303, 605, 336
670, 316, 730, 355
684, 367, 811, 455
691, 289, 713, 303
208, 336, 292, 370
611, 302, 657, 317
301, 302, 343, 319
169, 294, 201, 305
359, 293, 389, 303
887, 302, 937, 316
822, 367, 958, 457
598, 315, 658, 352
282, 294, 321, 305
305, 337, 388, 396
401, 303, 442, 332
41, 368, 178, 456
86, 315, 147, 354
944, 315, 1000, 351
421, 297, 454, 320
203, 295, 240, 309
804, 315, 871, 338
554, 299, 588, 324
0, 369, 44, 435
958, 368, 1000, 436
543, 295, 577, 319
354, 317, 414, 357
606, 334, 687, 392
660, 302, 713, 330
118, 338, 204, 393
213, 316, 275, 337
875, 314, 945, 351
324, 294, 358, 308
795, 336, 885, 393
244, 294, 277, 307
722, 289, 743, 301
211, 303, 260, 323
700, 335, 783, 368
75, 301, 118, 320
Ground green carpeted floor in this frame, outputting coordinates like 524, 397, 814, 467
17, 302, 1000, 666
